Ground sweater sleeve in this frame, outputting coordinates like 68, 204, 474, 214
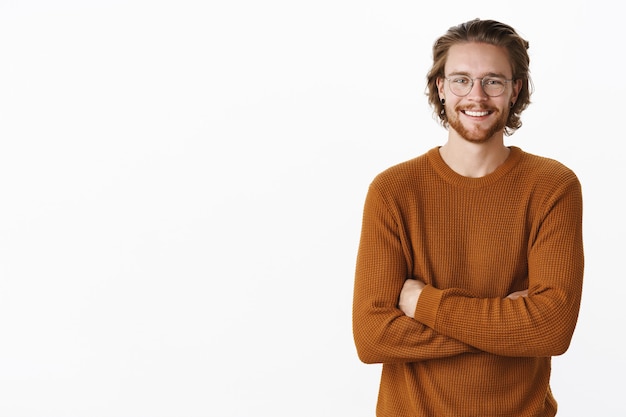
352, 183, 479, 364
413, 174, 584, 357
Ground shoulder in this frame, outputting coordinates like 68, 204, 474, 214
369, 148, 435, 192
515, 148, 580, 184
512, 148, 582, 202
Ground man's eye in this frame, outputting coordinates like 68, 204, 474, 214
484, 78, 504, 86
452, 77, 470, 84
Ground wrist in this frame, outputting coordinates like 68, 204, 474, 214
413, 285, 443, 329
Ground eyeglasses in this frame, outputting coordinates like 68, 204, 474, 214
445, 75, 514, 97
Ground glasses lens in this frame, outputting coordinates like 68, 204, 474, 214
449, 76, 472, 96
482, 78, 506, 97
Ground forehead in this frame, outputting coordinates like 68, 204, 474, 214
445, 42, 513, 76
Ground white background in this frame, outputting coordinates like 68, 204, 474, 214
0, 1, 622, 416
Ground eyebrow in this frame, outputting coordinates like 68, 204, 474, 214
447, 71, 510, 78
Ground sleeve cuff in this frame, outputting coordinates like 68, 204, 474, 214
414, 284, 444, 329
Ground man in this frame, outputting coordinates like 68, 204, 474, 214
352, 19, 584, 417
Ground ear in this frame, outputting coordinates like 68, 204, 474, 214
436, 77, 445, 100
511, 78, 523, 104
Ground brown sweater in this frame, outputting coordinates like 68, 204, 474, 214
352, 146, 584, 417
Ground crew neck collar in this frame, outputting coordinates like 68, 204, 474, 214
427, 146, 523, 188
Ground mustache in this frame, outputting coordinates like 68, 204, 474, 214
456, 105, 496, 111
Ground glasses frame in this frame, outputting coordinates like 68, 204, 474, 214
444, 75, 514, 97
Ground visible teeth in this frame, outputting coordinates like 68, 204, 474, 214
464, 110, 489, 117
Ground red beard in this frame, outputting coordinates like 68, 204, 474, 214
447, 105, 508, 143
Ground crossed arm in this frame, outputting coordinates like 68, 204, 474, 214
398, 279, 528, 319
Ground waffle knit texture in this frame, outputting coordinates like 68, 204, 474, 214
352, 146, 584, 417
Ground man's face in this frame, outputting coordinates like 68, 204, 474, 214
437, 42, 521, 143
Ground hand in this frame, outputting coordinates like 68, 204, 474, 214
398, 279, 426, 318
506, 289, 528, 300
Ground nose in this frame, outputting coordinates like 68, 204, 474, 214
467, 79, 488, 100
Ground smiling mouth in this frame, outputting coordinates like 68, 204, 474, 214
462, 110, 492, 117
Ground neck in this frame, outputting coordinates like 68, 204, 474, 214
439, 133, 510, 178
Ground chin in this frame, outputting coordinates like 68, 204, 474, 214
462, 131, 495, 143
450, 120, 506, 144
